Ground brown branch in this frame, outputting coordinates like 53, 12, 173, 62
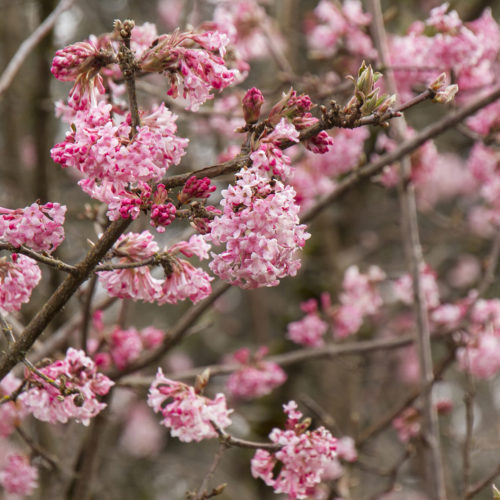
0, 218, 130, 382
212, 423, 281, 451
465, 463, 500, 499
302, 81, 500, 223
368, 5, 447, 497
119, 335, 414, 387
0, 243, 78, 275
0, 0, 75, 98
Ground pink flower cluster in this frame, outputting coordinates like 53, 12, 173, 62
0, 254, 41, 313
394, 264, 440, 310
51, 102, 188, 217
0, 202, 66, 253
92, 326, 165, 371
0, 454, 38, 496
456, 299, 500, 379
225, 346, 287, 399
19, 348, 114, 426
98, 231, 213, 304
306, 0, 375, 61
139, 30, 236, 111
287, 266, 385, 345
147, 368, 232, 442
251, 401, 337, 499
389, 5, 500, 100
208, 167, 310, 288
287, 298, 329, 347
51, 40, 107, 107
178, 176, 216, 204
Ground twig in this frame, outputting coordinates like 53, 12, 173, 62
193, 442, 228, 500
80, 275, 98, 350
212, 423, 281, 451
477, 231, 500, 297
0, 243, 78, 275
118, 335, 414, 387
302, 81, 500, 223
0, 0, 75, 98
462, 370, 475, 498
465, 463, 500, 499
368, 2, 446, 498
0, 217, 131, 382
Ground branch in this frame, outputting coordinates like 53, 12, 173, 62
119, 335, 414, 387
212, 423, 281, 451
0, 218, 130, 382
0, 243, 78, 275
368, 5, 447, 498
0, 0, 75, 98
302, 81, 500, 223
465, 463, 500, 499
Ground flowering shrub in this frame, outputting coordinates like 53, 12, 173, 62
0, 1, 499, 499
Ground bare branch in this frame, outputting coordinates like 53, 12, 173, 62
0, 0, 75, 98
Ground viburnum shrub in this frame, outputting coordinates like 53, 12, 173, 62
0, 1, 500, 499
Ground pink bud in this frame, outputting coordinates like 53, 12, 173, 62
242, 87, 264, 124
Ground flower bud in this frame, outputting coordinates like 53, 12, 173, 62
433, 84, 459, 104
242, 87, 265, 124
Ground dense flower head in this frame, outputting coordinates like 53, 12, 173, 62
208, 167, 310, 288
251, 401, 337, 499
242, 87, 265, 123
18, 348, 114, 426
287, 311, 328, 347
178, 176, 217, 204
51, 40, 109, 107
147, 368, 232, 442
0, 254, 41, 313
0, 454, 38, 496
51, 102, 187, 217
139, 29, 236, 111
0, 202, 66, 253
226, 346, 287, 399
394, 265, 440, 309
99, 232, 213, 304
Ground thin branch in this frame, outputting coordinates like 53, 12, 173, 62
212, 423, 281, 451
368, 4, 446, 497
0, 218, 131, 382
462, 373, 475, 498
80, 275, 98, 350
118, 335, 414, 387
0, 243, 78, 275
302, 81, 500, 223
192, 442, 228, 500
465, 463, 500, 499
0, 0, 75, 98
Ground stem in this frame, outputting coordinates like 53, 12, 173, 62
80, 275, 98, 350
367, 4, 447, 498
194, 442, 228, 500
0, 218, 131, 382
0, 0, 75, 98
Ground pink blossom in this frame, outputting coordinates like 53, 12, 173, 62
51, 102, 187, 216
394, 265, 440, 309
0, 454, 38, 496
120, 403, 165, 457
332, 304, 364, 339
242, 87, 265, 123
251, 401, 337, 499
0, 254, 41, 313
287, 313, 328, 347
392, 407, 421, 443
178, 176, 216, 204
19, 348, 114, 426
139, 30, 236, 111
147, 368, 232, 442
226, 347, 287, 399
110, 327, 143, 370
208, 167, 310, 289
340, 265, 385, 316
140, 326, 165, 349
0, 202, 66, 252
51, 40, 108, 106
98, 231, 162, 302
457, 333, 500, 379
